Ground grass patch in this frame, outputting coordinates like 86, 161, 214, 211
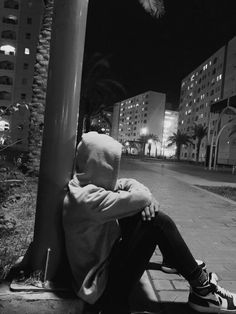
0, 167, 37, 280
197, 185, 236, 202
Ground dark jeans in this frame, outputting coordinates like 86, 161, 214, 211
97, 210, 200, 311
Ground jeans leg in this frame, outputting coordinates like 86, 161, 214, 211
100, 210, 200, 311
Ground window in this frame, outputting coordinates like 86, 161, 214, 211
0, 91, 11, 100
27, 17, 32, 24
2, 15, 18, 24
1, 30, 16, 40
24, 48, 30, 55
4, 0, 19, 9
0, 45, 15, 56
23, 63, 29, 70
25, 33, 31, 40
0, 61, 14, 70
22, 78, 27, 85
21, 93, 26, 100
0, 76, 13, 85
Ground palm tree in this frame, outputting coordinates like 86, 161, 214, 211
192, 123, 208, 162
138, 0, 165, 17
77, 53, 125, 141
167, 130, 192, 161
137, 133, 159, 156
26, 0, 53, 175
26, 0, 165, 173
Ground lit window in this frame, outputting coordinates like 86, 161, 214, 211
24, 48, 30, 55
0, 44, 15, 55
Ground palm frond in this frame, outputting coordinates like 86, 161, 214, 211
138, 0, 165, 18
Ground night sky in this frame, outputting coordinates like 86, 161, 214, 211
84, 0, 236, 109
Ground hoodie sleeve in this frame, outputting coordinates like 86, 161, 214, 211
72, 182, 152, 223
115, 178, 152, 194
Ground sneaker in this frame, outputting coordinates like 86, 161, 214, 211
161, 259, 206, 274
188, 272, 236, 313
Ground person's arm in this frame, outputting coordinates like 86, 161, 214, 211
115, 178, 151, 194
116, 178, 160, 221
74, 183, 152, 222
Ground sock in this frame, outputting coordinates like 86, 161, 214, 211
188, 267, 209, 288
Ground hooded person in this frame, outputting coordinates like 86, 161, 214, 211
62, 132, 152, 304
63, 132, 236, 314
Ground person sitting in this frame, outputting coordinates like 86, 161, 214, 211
63, 132, 236, 314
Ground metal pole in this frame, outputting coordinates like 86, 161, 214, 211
31, 0, 88, 280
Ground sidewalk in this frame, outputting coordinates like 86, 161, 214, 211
122, 158, 236, 313
1, 158, 236, 314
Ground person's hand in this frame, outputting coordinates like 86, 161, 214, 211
141, 198, 160, 221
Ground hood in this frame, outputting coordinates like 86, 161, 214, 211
75, 132, 122, 191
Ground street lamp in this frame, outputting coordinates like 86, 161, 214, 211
140, 127, 148, 135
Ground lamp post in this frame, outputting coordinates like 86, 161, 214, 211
29, 0, 89, 281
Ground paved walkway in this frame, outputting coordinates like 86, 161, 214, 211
0, 159, 236, 313
120, 158, 236, 313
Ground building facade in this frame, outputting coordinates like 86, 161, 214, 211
0, 0, 43, 151
178, 36, 236, 165
111, 90, 166, 155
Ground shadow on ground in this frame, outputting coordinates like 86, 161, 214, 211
131, 281, 196, 314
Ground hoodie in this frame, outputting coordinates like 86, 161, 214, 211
63, 132, 152, 304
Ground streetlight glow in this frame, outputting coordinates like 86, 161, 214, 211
140, 127, 148, 135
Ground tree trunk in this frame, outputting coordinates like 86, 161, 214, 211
176, 145, 181, 161
27, 0, 54, 176
196, 140, 201, 162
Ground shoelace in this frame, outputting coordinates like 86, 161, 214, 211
215, 285, 234, 299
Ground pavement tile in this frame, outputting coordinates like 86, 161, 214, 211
152, 279, 174, 291
171, 280, 189, 290
156, 290, 188, 303
148, 270, 180, 280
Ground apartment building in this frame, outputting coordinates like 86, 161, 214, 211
0, 0, 43, 151
178, 36, 236, 165
111, 90, 166, 154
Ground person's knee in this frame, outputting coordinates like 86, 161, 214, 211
154, 210, 177, 231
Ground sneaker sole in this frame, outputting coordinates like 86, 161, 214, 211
189, 301, 236, 313
160, 266, 179, 274
161, 261, 207, 274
